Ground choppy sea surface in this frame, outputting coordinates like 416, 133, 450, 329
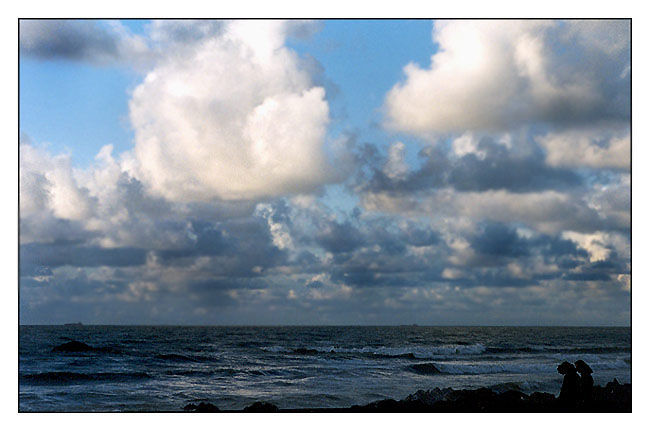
19, 326, 631, 412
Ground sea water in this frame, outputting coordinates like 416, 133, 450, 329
19, 325, 631, 412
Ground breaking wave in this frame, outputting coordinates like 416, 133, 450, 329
261, 344, 487, 358
407, 359, 629, 375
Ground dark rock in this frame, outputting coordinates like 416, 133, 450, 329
594, 379, 632, 412
351, 398, 401, 412
183, 402, 220, 412
403, 388, 453, 406
489, 382, 522, 394
493, 390, 530, 411
243, 401, 279, 412
436, 388, 497, 412
52, 341, 95, 353
529, 391, 557, 406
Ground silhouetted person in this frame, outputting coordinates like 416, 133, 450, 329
575, 360, 594, 403
557, 361, 579, 406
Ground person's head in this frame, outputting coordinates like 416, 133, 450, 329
557, 361, 576, 375
575, 360, 593, 375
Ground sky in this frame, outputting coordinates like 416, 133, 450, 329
18, 19, 631, 325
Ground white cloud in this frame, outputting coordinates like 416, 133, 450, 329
129, 20, 340, 202
384, 20, 629, 135
383, 142, 409, 180
451, 133, 483, 158
20, 142, 192, 249
538, 129, 630, 170
561, 231, 612, 262
19, 143, 93, 221
255, 202, 294, 251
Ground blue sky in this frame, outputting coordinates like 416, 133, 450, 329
19, 20, 630, 325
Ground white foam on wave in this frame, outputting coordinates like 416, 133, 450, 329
261, 344, 487, 358
261, 346, 291, 353
433, 359, 629, 375
546, 353, 610, 363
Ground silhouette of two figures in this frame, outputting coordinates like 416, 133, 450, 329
557, 360, 594, 406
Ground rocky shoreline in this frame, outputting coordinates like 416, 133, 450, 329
183, 377, 631, 413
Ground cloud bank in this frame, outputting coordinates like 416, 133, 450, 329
19, 20, 631, 325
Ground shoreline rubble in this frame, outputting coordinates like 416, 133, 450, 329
183, 376, 631, 413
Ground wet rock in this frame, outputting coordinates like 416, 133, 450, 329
489, 382, 522, 394
351, 398, 400, 412
529, 391, 557, 410
493, 390, 530, 411
243, 401, 279, 412
183, 402, 220, 412
403, 388, 453, 406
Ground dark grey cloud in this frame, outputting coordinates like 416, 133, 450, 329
357, 137, 582, 195
20, 20, 134, 64
146, 20, 225, 46
399, 223, 440, 247
20, 242, 147, 275
315, 220, 366, 253
449, 141, 582, 192
470, 223, 531, 259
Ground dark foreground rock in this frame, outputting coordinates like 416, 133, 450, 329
349, 380, 631, 413
182, 379, 630, 413
243, 401, 279, 412
183, 402, 220, 412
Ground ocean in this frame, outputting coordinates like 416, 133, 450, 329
18, 325, 631, 412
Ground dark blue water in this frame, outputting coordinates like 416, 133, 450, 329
19, 326, 631, 412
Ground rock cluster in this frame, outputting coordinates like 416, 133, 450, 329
183, 402, 220, 412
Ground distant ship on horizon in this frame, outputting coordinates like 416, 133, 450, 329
63, 322, 83, 327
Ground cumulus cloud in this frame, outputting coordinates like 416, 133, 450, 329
384, 20, 630, 134
20, 142, 93, 221
129, 20, 342, 202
